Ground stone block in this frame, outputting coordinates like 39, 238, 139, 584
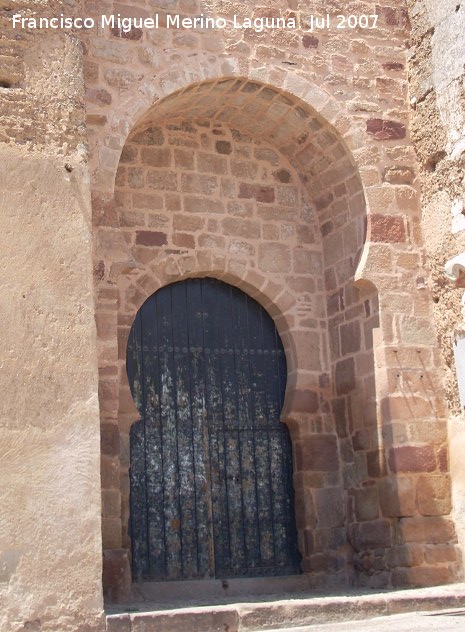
386, 544, 424, 568
295, 435, 339, 472
307, 553, 344, 573
132, 192, 164, 210
180, 173, 218, 194
332, 397, 348, 438
231, 160, 259, 179
366, 119, 406, 140
135, 231, 167, 247
174, 148, 195, 169
216, 140, 232, 155
222, 217, 260, 239
341, 321, 361, 355
335, 358, 356, 395
131, 127, 164, 146
102, 518, 123, 549
424, 544, 458, 564
353, 486, 379, 521
416, 475, 452, 516
239, 183, 275, 203
349, 520, 392, 551
184, 196, 224, 214
103, 549, 132, 603
141, 147, 171, 168
173, 214, 204, 231
370, 214, 406, 243
391, 566, 453, 588
314, 487, 345, 528
293, 330, 321, 371
173, 233, 195, 249
101, 423, 120, 457
147, 170, 178, 191
198, 152, 228, 174
303, 34, 319, 48
292, 389, 319, 413
258, 242, 291, 273
399, 517, 457, 544
106, 615, 131, 632
379, 476, 416, 517
388, 446, 436, 473
102, 490, 121, 518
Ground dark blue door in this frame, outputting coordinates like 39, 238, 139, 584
127, 278, 300, 581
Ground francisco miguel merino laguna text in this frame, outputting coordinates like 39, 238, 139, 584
12, 13, 298, 33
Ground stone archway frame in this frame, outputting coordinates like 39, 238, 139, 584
98, 63, 453, 594
90, 60, 386, 297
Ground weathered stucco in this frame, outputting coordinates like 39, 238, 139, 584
0, 2, 103, 630
407, 0, 465, 562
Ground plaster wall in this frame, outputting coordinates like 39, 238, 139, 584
0, 2, 103, 630
407, 0, 465, 563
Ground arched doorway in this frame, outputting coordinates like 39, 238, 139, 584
127, 278, 300, 582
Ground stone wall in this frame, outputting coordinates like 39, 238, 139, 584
84, 0, 463, 594
407, 0, 465, 566
2, 0, 465, 626
0, 1, 103, 630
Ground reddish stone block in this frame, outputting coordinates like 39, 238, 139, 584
315, 487, 345, 528
303, 528, 315, 556
349, 520, 392, 551
379, 476, 416, 517
332, 397, 348, 438
367, 450, 388, 478
353, 486, 379, 521
308, 553, 343, 572
86, 88, 112, 105
106, 614, 131, 632
131, 126, 164, 146
141, 147, 171, 168
295, 435, 339, 472
438, 445, 449, 472
135, 230, 168, 246
335, 358, 356, 395
302, 34, 319, 48
110, 26, 143, 40
383, 61, 404, 71
386, 544, 424, 568
391, 566, 453, 588
293, 389, 319, 413
86, 114, 107, 126
103, 549, 132, 603
376, 5, 399, 26
416, 475, 452, 516
424, 544, 458, 564
366, 119, 406, 140
370, 214, 406, 243
399, 516, 457, 544
173, 233, 195, 249
352, 429, 370, 451
388, 446, 436, 473
315, 191, 334, 211
239, 183, 275, 203
341, 321, 361, 355
215, 140, 232, 155
101, 423, 120, 457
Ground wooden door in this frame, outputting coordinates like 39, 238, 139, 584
127, 278, 300, 581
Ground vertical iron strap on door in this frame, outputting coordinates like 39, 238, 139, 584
127, 278, 300, 582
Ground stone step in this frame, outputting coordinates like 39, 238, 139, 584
106, 582, 465, 632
